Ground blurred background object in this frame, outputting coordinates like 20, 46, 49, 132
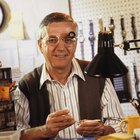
0, 0, 11, 33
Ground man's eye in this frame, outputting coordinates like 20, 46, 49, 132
47, 37, 58, 44
65, 37, 73, 43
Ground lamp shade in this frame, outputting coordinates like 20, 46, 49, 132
84, 31, 128, 78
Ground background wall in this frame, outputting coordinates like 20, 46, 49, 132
0, 0, 70, 40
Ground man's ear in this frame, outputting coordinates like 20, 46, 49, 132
38, 39, 42, 48
38, 39, 43, 53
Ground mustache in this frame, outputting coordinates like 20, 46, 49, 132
54, 52, 68, 56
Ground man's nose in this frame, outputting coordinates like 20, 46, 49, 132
56, 39, 66, 49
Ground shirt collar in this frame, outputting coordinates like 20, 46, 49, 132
39, 58, 85, 89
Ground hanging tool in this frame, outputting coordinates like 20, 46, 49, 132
98, 17, 104, 32
120, 15, 127, 55
131, 14, 139, 53
78, 21, 85, 60
88, 20, 95, 58
108, 17, 115, 44
133, 62, 140, 100
130, 62, 140, 114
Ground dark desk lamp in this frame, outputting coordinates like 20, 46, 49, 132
84, 31, 128, 78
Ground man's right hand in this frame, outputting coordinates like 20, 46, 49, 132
20, 109, 75, 140
44, 109, 75, 138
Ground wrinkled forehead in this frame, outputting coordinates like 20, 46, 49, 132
45, 22, 78, 36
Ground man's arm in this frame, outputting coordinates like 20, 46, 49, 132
13, 88, 53, 140
76, 78, 120, 138
20, 109, 75, 140
13, 89, 75, 140
13, 87, 30, 130
101, 78, 124, 132
20, 125, 50, 140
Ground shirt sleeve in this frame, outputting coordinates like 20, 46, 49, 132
13, 86, 30, 130
101, 78, 124, 132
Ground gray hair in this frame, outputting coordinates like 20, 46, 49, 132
38, 12, 78, 40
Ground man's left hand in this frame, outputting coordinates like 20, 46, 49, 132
76, 119, 115, 138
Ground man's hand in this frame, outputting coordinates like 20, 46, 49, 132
44, 109, 75, 138
20, 109, 75, 140
76, 119, 115, 139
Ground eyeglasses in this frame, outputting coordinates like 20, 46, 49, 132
43, 32, 77, 47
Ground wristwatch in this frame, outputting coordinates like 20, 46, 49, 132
78, 21, 85, 60
88, 20, 95, 58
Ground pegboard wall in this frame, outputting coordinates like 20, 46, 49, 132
70, 0, 140, 116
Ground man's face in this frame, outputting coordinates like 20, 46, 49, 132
39, 22, 77, 71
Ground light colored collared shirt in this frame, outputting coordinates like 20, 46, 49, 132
14, 58, 124, 138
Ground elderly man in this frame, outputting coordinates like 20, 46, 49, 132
14, 12, 123, 140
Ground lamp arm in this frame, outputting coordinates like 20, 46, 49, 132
115, 39, 140, 51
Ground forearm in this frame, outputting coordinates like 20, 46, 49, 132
20, 125, 50, 140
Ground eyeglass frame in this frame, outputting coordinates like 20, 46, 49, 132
42, 32, 77, 47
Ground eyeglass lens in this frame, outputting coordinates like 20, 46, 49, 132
45, 32, 76, 46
